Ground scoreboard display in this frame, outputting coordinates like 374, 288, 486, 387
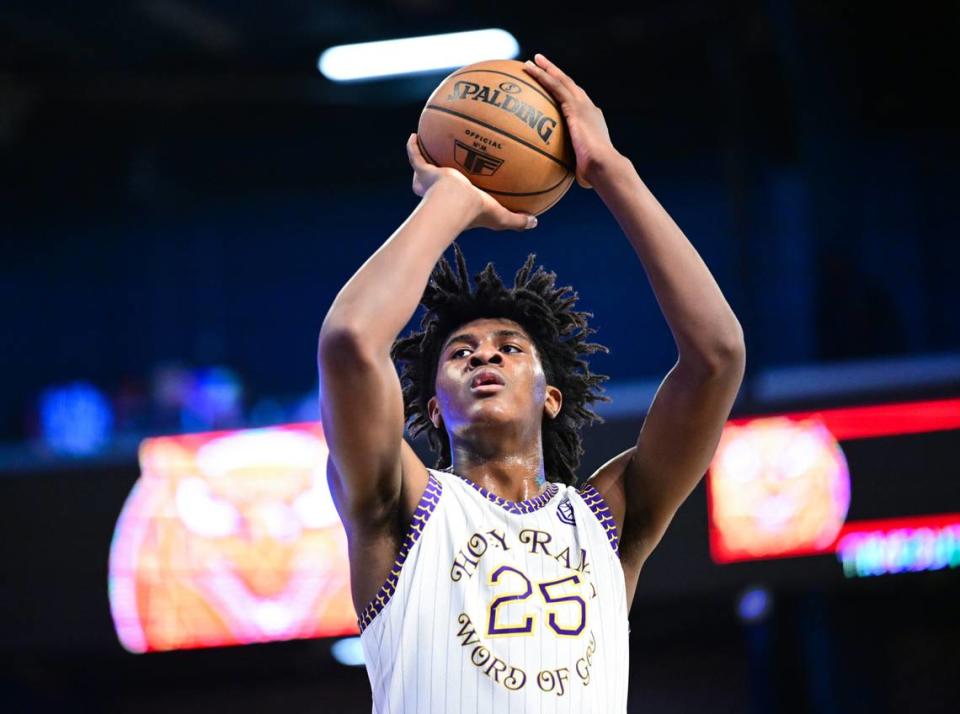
108, 423, 357, 653
706, 398, 960, 578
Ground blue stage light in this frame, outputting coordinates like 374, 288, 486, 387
39, 381, 114, 456
180, 366, 243, 431
737, 586, 772, 624
331, 636, 365, 666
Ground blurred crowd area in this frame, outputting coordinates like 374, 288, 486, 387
24, 364, 319, 459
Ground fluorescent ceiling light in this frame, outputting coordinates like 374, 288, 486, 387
318, 29, 520, 82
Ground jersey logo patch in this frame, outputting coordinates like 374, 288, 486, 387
556, 495, 576, 526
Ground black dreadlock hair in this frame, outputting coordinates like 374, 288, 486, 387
390, 242, 611, 486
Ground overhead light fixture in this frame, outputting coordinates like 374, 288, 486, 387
318, 29, 520, 82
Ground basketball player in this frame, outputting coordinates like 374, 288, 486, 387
317, 53, 745, 712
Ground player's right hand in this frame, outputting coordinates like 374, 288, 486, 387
406, 133, 537, 232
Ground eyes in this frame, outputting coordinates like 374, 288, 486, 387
449, 344, 523, 359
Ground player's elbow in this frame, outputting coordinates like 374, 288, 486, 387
682, 346, 745, 385
716, 333, 746, 377
317, 320, 374, 368
694, 325, 746, 378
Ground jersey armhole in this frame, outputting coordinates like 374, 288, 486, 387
577, 483, 620, 556
356, 472, 443, 632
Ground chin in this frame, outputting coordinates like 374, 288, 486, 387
458, 405, 517, 428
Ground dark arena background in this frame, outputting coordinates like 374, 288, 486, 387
2, 2, 959, 713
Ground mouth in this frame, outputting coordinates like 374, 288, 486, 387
470, 383, 505, 395
470, 370, 506, 391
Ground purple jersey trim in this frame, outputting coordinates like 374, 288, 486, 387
357, 473, 443, 633
579, 484, 620, 555
453, 472, 559, 514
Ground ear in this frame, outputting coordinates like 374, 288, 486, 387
428, 396, 442, 429
543, 385, 563, 420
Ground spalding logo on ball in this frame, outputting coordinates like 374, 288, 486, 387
418, 59, 575, 216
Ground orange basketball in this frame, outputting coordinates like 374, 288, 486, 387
417, 59, 575, 216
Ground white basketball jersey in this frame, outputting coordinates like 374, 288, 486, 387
358, 467, 629, 713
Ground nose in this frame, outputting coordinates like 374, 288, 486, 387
468, 345, 503, 367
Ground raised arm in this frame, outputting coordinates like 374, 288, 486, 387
524, 54, 745, 607
317, 136, 537, 535
587, 155, 745, 574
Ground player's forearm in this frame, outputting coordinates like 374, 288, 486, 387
320, 179, 479, 356
592, 155, 744, 367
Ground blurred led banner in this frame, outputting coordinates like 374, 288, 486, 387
707, 398, 960, 575
835, 513, 960, 578
108, 423, 357, 653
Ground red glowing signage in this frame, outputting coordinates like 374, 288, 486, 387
108, 423, 357, 653
706, 398, 960, 576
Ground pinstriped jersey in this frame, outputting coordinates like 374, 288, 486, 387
358, 467, 629, 713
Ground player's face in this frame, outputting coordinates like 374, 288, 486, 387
429, 318, 560, 437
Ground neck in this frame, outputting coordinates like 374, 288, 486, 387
447, 436, 548, 502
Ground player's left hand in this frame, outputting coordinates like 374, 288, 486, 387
522, 53, 621, 189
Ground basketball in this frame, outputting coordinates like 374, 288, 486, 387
417, 59, 575, 216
